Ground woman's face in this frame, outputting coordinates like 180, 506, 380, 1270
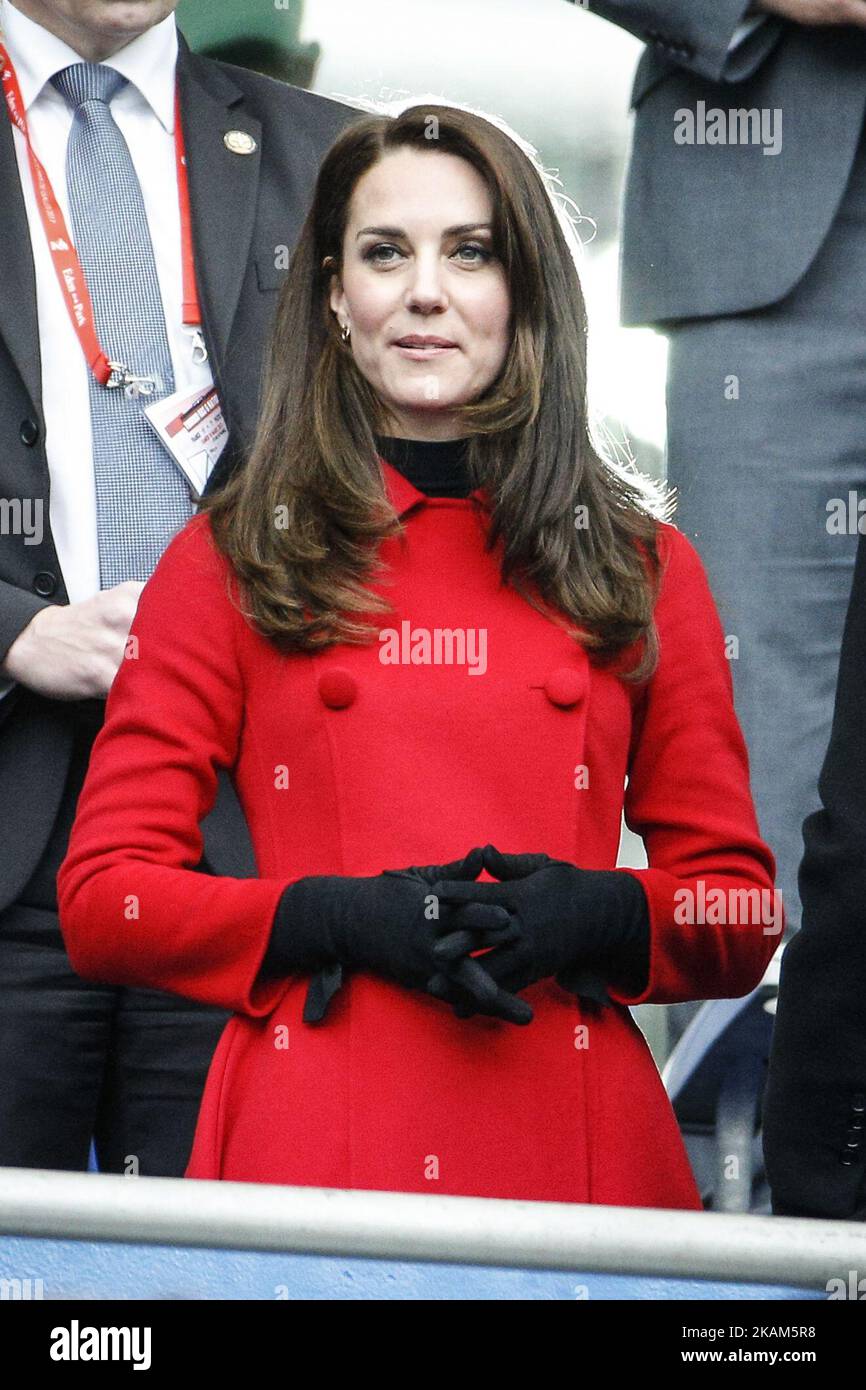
328, 147, 511, 441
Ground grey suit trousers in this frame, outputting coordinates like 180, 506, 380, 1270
664, 111, 866, 943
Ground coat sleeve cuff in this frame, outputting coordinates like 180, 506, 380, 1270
605, 865, 783, 1007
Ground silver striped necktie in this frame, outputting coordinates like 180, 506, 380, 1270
51, 62, 194, 588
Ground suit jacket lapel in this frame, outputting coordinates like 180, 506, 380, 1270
1, 34, 262, 418
0, 112, 42, 411
176, 32, 262, 376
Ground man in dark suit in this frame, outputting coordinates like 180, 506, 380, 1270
0, 0, 358, 1174
763, 530, 866, 1221
579, 0, 866, 1010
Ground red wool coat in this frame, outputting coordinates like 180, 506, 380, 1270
57, 461, 780, 1209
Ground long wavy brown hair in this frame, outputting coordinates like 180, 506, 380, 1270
199, 103, 675, 682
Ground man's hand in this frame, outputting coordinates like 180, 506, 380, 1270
755, 0, 866, 26
0, 581, 145, 700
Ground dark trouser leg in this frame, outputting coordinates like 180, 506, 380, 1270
0, 902, 113, 1170
94, 986, 229, 1177
0, 721, 113, 1168
0, 714, 230, 1174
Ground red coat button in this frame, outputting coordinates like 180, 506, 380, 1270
543, 666, 586, 708
318, 668, 358, 709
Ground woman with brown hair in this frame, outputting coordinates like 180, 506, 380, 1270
57, 103, 780, 1208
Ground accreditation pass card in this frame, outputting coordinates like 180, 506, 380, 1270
144, 381, 228, 495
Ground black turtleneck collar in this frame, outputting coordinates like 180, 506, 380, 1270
375, 435, 473, 499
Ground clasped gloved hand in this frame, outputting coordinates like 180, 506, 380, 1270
260, 847, 533, 1025
427, 845, 651, 1020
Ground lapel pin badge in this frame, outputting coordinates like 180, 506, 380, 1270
224, 129, 257, 155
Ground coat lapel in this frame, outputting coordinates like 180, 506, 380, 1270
0, 109, 42, 410
175, 32, 262, 375
1, 34, 262, 416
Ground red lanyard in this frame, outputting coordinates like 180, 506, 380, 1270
0, 43, 201, 388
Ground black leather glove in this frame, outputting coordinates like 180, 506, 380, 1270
427, 845, 650, 1017
260, 848, 533, 1025
380, 858, 532, 1025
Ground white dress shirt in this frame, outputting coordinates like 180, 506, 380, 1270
0, 0, 213, 697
